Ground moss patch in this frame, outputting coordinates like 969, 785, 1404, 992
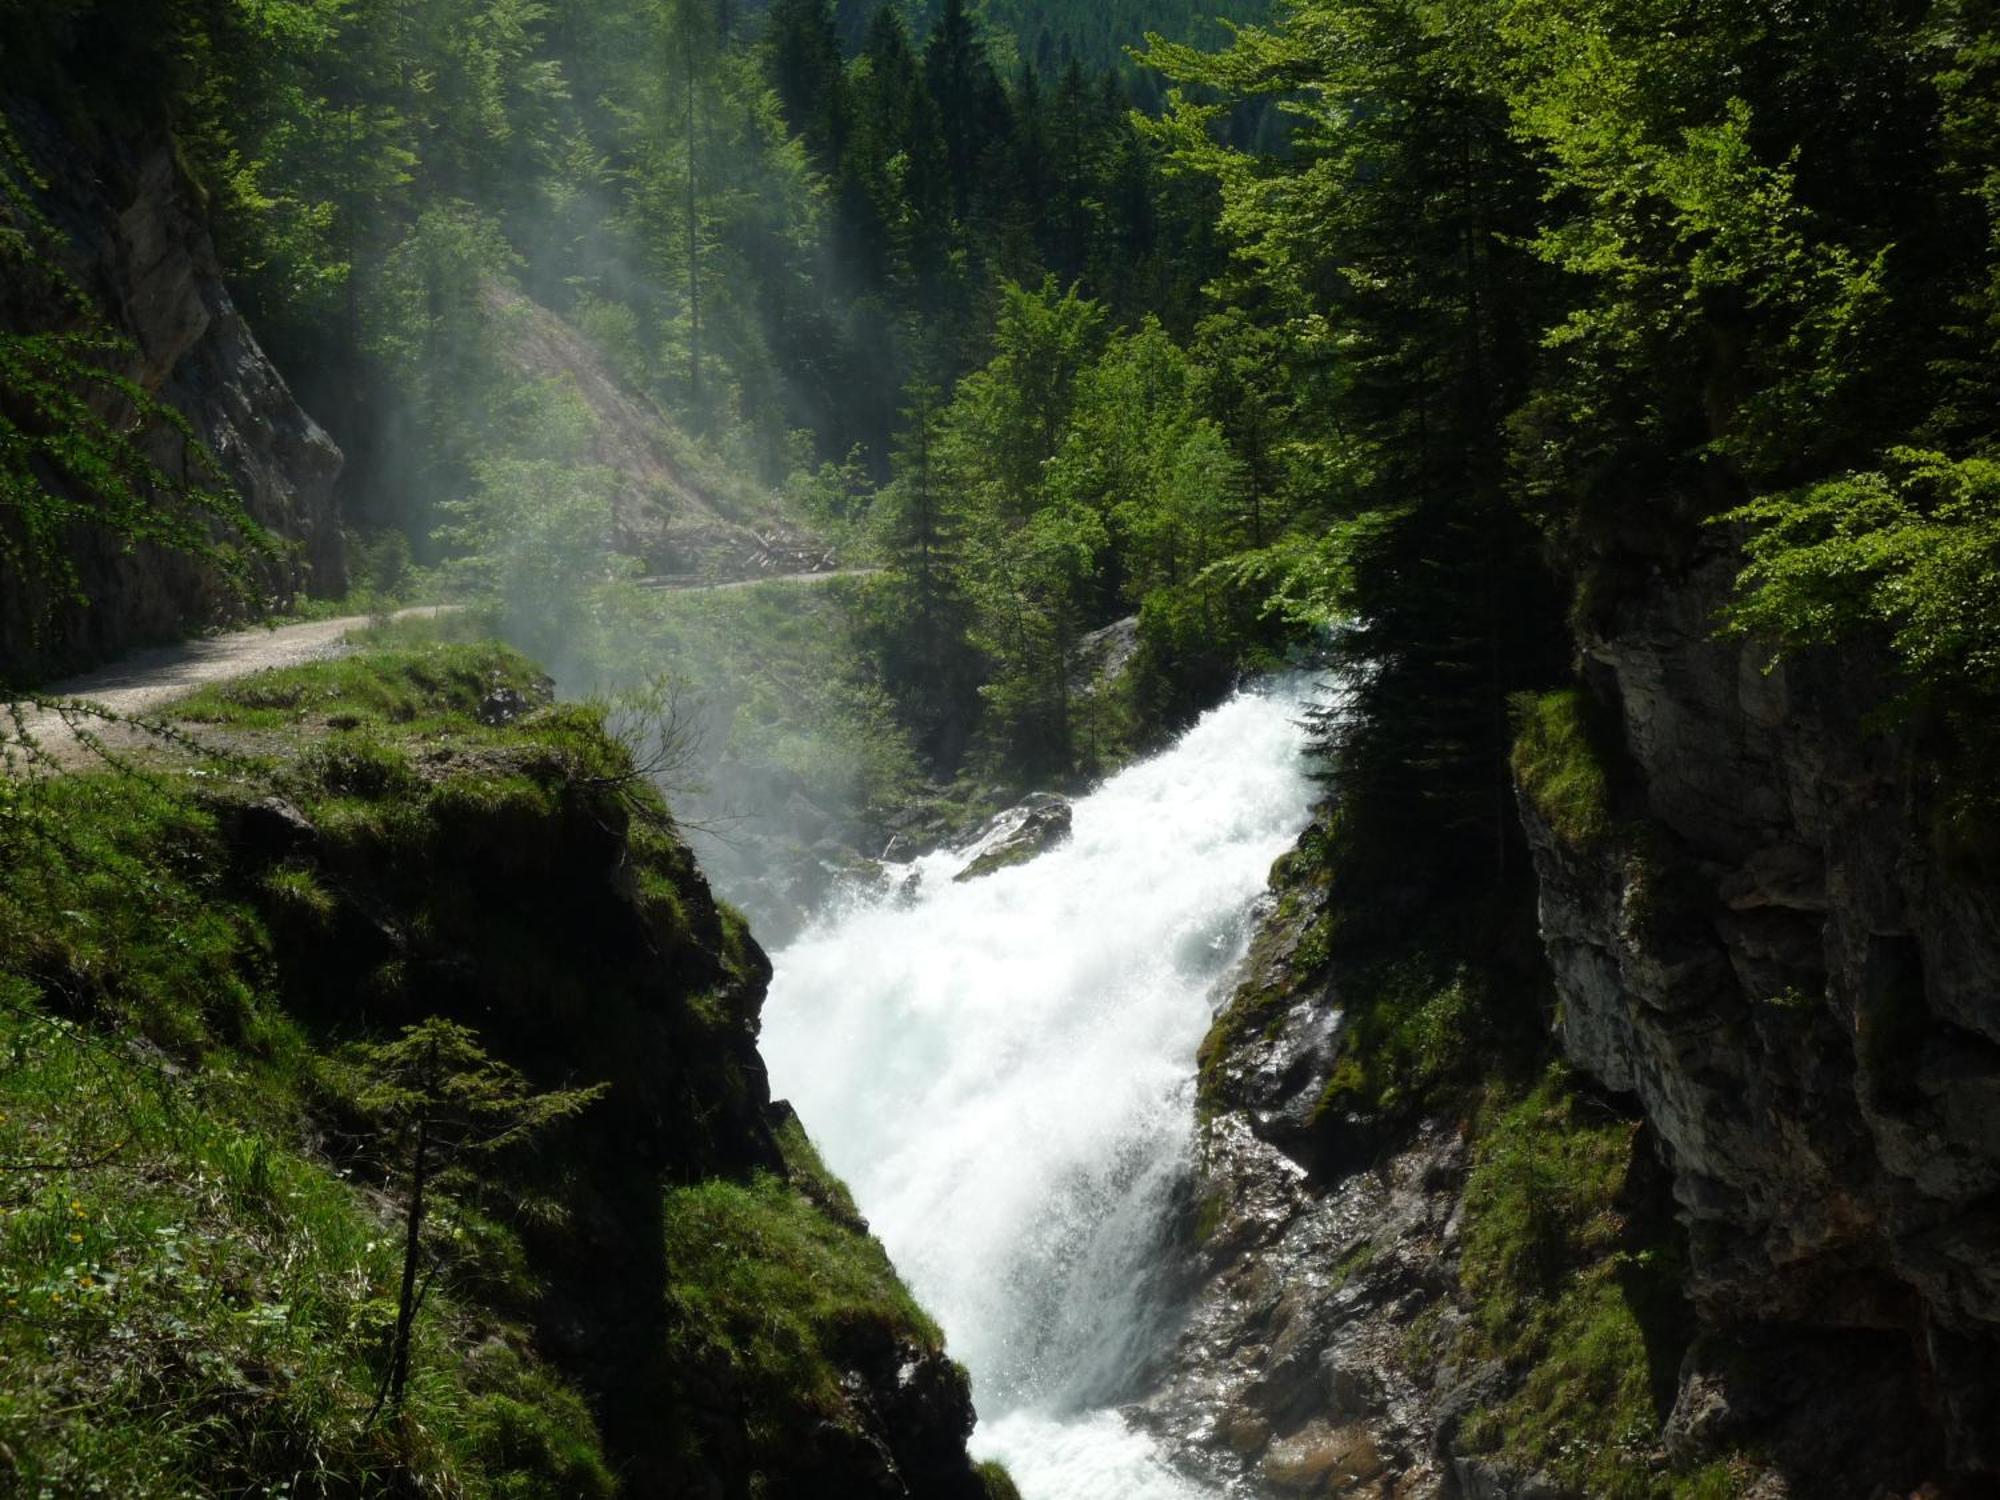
664, 1173, 941, 1418
1314, 961, 1479, 1123
978, 1458, 1026, 1499
1510, 689, 1616, 848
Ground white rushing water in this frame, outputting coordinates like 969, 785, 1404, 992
762, 677, 1321, 1498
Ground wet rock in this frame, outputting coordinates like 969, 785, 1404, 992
1263, 1422, 1388, 1493
952, 793, 1073, 882
1229, 1413, 1276, 1454
1070, 615, 1142, 698
1324, 1357, 1385, 1422
1451, 1458, 1560, 1500
1139, 1116, 1462, 1499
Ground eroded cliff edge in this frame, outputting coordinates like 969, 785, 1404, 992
1522, 544, 2000, 1482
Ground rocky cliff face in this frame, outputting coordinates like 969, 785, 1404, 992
1, 103, 343, 681
1148, 853, 1475, 1500
1521, 541, 2000, 1484
1163, 537, 2000, 1498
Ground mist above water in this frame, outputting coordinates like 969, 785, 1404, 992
761, 677, 1321, 1498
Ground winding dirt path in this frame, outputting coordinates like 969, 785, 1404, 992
2, 570, 877, 771
3, 607, 457, 770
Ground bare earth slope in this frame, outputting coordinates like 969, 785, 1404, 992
486, 284, 830, 581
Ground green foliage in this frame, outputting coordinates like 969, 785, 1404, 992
348, 1016, 607, 1414
1510, 689, 1615, 848
663, 1172, 943, 1431
1315, 963, 1480, 1122
977, 1457, 1027, 1500
347, 1017, 607, 1159
1723, 449, 2000, 702
1, 636, 964, 1494
1200, 517, 1392, 635
0, 753, 617, 1495
1452, 1070, 1714, 1499
432, 378, 642, 669
174, 640, 549, 736
613, 577, 928, 826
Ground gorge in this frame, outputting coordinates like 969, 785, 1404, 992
6, 0, 2000, 1496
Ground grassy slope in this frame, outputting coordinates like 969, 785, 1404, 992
0, 638, 1002, 1497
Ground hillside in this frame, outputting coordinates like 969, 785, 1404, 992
486, 284, 829, 581
0, 637, 1005, 1497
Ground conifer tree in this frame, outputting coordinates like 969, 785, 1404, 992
352, 1018, 605, 1419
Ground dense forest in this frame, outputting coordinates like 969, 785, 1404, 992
5, 0, 2000, 1495
13, 0, 1996, 805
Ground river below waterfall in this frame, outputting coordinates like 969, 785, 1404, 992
761, 677, 1321, 1498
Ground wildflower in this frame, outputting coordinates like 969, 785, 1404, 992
68, 1232, 83, 1244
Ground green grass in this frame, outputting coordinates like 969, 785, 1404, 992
1510, 689, 1616, 848
355, 581, 931, 845
0, 944, 613, 1497
1450, 1069, 1742, 1500
771, 1107, 865, 1227
1314, 961, 1479, 1123
664, 1173, 944, 1433
173, 639, 547, 739
978, 1458, 1026, 1499
0, 646, 650, 1494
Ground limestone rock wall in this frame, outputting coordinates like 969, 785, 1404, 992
1, 103, 343, 680
1521, 541, 2000, 1479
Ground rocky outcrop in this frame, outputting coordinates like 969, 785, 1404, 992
1157, 529, 2000, 1498
1518, 540, 2000, 1485
1, 103, 343, 681
953, 793, 1074, 882
1137, 1112, 1464, 1499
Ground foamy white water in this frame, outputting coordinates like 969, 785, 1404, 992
762, 678, 1320, 1498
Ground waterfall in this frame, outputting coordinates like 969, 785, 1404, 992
761, 677, 1321, 1498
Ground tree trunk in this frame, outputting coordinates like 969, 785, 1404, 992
388, 1105, 430, 1412
684, 8, 703, 430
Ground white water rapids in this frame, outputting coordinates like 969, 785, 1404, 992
762, 677, 1322, 1498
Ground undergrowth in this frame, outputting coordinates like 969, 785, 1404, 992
664, 1173, 942, 1419
0, 762, 612, 1495
1452, 1069, 1745, 1500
